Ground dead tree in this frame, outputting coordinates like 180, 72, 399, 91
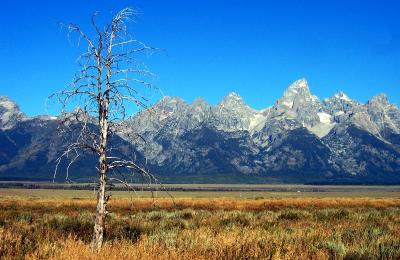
52, 8, 160, 250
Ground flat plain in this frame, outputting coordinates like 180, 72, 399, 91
0, 185, 399, 259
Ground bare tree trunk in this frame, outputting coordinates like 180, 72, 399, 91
93, 117, 108, 250
93, 160, 107, 250
93, 40, 108, 248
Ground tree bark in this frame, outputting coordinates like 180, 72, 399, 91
93, 122, 108, 250
93, 161, 107, 250
93, 128, 108, 249
92, 36, 108, 250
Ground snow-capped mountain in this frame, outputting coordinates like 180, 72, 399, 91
1, 79, 399, 183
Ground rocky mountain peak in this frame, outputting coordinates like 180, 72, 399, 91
212, 92, 262, 132
368, 93, 389, 106
288, 78, 309, 90
160, 96, 185, 104
266, 79, 335, 137
270, 78, 321, 123
285, 78, 318, 100
323, 91, 358, 118
363, 93, 400, 134
221, 92, 243, 103
0, 96, 27, 129
192, 97, 209, 107
0, 96, 18, 111
156, 96, 186, 113
277, 78, 320, 109
218, 92, 250, 111
334, 91, 352, 102
188, 97, 211, 117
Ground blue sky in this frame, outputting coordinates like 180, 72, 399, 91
0, 0, 399, 116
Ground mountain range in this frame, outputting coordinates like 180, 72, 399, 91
1, 79, 400, 183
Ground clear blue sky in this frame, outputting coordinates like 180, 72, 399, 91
0, 0, 399, 116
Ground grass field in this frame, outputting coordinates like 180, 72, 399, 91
0, 187, 399, 259
1, 184, 399, 198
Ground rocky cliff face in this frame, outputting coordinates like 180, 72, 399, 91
0, 96, 27, 130
1, 79, 399, 183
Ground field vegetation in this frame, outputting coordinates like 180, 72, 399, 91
0, 190, 399, 259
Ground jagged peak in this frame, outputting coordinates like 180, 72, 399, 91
192, 97, 209, 106
276, 78, 318, 109
0, 95, 11, 101
367, 94, 391, 111
369, 93, 388, 103
219, 91, 245, 107
0, 96, 26, 118
333, 91, 352, 102
224, 92, 242, 100
288, 78, 309, 90
0, 95, 27, 129
0, 96, 19, 110
0, 95, 13, 100
160, 96, 185, 104
153, 96, 186, 116
281, 78, 313, 98
155, 96, 186, 110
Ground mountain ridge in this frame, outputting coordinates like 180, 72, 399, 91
1, 79, 400, 183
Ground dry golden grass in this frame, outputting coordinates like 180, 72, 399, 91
0, 196, 399, 259
2, 197, 400, 211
